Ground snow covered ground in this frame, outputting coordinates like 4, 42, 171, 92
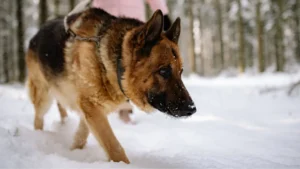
0, 73, 300, 169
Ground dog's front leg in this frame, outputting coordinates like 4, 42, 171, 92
80, 99, 130, 164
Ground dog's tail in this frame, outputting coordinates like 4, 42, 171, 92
64, 0, 92, 31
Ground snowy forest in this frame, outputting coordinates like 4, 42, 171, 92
1, 0, 299, 83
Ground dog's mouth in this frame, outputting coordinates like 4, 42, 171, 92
158, 104, 196, 118
164, 104, 196, 118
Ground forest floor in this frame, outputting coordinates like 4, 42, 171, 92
0, 73, 300, 169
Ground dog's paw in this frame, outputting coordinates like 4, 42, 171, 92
60, 116, 68, 125
70, 142, 86, 150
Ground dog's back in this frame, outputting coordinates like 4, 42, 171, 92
28, 0, 92, 78
29, 17, 68, 78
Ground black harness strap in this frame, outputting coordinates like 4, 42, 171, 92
116, 54, 128, 100
67, 29, 129, 100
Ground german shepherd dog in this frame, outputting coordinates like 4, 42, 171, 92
26, 0, 196, 164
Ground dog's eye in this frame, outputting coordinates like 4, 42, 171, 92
159, 66, 172, 79
172, 49, 177, 58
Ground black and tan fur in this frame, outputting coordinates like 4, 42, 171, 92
26, 2, 196, 164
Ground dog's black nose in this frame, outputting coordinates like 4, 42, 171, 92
181, 104, 196, 116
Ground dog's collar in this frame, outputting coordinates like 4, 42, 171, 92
68, 29, 102, 48
67, 29, 129, 100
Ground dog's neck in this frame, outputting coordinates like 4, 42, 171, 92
65, 8, 144, 102
98, 18, 143, 100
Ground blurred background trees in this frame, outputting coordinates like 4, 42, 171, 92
0, 0, 299, 83
166, 0, 299, 76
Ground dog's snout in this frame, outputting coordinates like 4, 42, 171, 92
181, 103, 196, 116
188, 104, 196, 113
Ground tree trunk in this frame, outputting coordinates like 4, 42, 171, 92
247, 42, 254, 68
294, 0, 300, 63
227, 0, 237, 69
275, 31, 280, 69
215, 0, 224, 70
188, 0, 196, 73
16, 0, 25, 82
245, 27, 253, 68
3, 32, 9, 83
212, 35, 217, 69
69, 0, 75, 11
8, 0, 15, 81
39, 0, 48, 27
198, 0, 205, 76
54, 0, 60, 17
0, 7, 2, 82
275, 0, 285, 72
256, 0, 265, 72
237, 0, 245, 73
2, 1, 9, 83
265, 33, 272, 67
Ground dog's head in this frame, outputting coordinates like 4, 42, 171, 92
123, 10, 196, 117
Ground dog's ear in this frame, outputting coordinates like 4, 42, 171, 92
165, 17, 181, 44
138, 10, 163, 44
65, 13, 82, 30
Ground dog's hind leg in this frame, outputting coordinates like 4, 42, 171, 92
28, 78, 53, 130
71, 118, 89, 149
57, 102, 68, 123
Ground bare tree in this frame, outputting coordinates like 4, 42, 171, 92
212, 35, 217, 69
256, 0, 265, 72
188, 0, 196, 73
293, 0, 300, 63
2, 0, 9, 82
16, 0, 25, 82
237, 0, 245, 73
0, 5, 2, 82
8, 0, 15, 81
198, 0, 205, 75
226, 0, 238, 69
39, 0, 48, 27
69, 0, 75, 11
215, 0, 224, 69
54, 0, 60, 17
273, 0, 285, 72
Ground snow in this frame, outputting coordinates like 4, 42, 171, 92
0, 73, 300, 168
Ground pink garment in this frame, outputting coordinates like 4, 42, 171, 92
92, 0, 169, 22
